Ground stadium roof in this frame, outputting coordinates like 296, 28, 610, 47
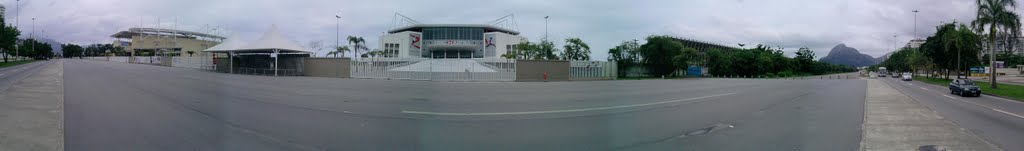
388, 24, 520, 35
110, 28, 226, 40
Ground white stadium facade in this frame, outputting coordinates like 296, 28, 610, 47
378, 15, 525, 59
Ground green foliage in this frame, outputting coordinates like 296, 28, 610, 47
973, 0, 1021, 88
17, 39, 54, 59
347, 36, 367, 58
0, 19, 19, 62
61, 44, 84, 58
706, 44, 854, 76
502, 40, 560, 60
607, 39, 641, 76
82, 44, 117, 56
327, 45, 350, 58
639, 35, 685, 76
914, 22, 983, 78
561, 37, 590, 61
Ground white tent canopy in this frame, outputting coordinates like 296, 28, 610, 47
202, 34, 248, 52
237, 24, 309, 53
202, 24, 309, 53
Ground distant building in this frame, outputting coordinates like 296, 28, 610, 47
378, 14, 525, 58
904, 39, 925, 49
110, 28, 225, 56
981, 35, 1024, 56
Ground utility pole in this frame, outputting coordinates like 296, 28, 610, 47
913, 10, 919, 39
14, 0, 19, 61
30, 17, 34, 59
336, 16, 341, 57
544, 16, 549, 41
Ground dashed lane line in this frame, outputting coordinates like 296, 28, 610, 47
402, 93, 737, 116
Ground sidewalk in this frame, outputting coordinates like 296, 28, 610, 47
860, 79, 997, 151
0, 60, 64, 151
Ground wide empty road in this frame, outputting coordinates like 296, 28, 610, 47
880, 77, 1024, 151
63, 60, 868, 150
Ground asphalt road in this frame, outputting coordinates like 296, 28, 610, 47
64, 59, 867, 151
879, 77, 1024, 151
0, 60, 52, 92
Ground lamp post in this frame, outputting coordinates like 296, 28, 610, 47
544, 16, 549, 41
913, 10, 919, 39
14, 0, 19, 61
31, 17, 34, 59
335, 14, 341, 58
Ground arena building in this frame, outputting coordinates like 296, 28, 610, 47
378, 15, 525, 59
111, 28, 225, 56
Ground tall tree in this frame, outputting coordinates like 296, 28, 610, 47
538, 40, 559, 60
795, 47, 816, 73
972, 0, 1021, 88
561, 37, 591, 61
639, 35, 684, 77
327, 45, 350, 58
608, 39, 641, 76
347, 36, 366, 58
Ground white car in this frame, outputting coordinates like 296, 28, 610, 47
901, 73, 912, 81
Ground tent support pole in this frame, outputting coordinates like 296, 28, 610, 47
274, 49, 279, 76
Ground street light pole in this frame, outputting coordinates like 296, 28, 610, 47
336, 15, 340, 58
31, 17, 34, 59
913, 10, 918, 39
544, 16, 549, 41
14, 0, 19, 61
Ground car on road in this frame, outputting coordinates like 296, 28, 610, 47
949, 78, 981, 97
878, 72, 886, 77
901, 73, 912, 81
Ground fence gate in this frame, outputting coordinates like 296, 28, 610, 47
350, 58, 516, 81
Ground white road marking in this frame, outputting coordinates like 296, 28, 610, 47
892, 78, 1024, 120
992, 109, 1024, 119
920, 87, 928, 90
402, 93, 737, 116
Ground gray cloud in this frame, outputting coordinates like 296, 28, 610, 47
2, 0, 995, 59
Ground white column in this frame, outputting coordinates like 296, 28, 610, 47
274, 50, 280, 76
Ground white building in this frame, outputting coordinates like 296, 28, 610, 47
378, 24, 525, 59
904, 39, 926, 49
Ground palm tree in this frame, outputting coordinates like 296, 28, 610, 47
327, 46, 350, 58
972, 0, 1021, 88
186, 51, 195, 57
347, 36, 366, 59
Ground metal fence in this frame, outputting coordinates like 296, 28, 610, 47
569, 61, 617, 80
234, 67, 302, 76
350, 58, 516, 81
171, 56, 215, 70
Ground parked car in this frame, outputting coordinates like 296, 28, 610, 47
901, 73, 912, 81
949, 78, 981, 97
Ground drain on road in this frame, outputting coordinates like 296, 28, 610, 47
678, 123, 733, 138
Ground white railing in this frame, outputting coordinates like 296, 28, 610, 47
351, 58, 516, 81
171, 56, 215, 70
570, 61, 617, 80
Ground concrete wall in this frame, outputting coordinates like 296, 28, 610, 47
160, 57, 172, 66
515, 60, 569, 82
303, 58, 351, 78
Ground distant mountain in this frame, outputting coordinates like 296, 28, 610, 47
818, 44, 879, 67
37, 38, 63, 54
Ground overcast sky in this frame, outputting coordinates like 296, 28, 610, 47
1, 0, 1000, 59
